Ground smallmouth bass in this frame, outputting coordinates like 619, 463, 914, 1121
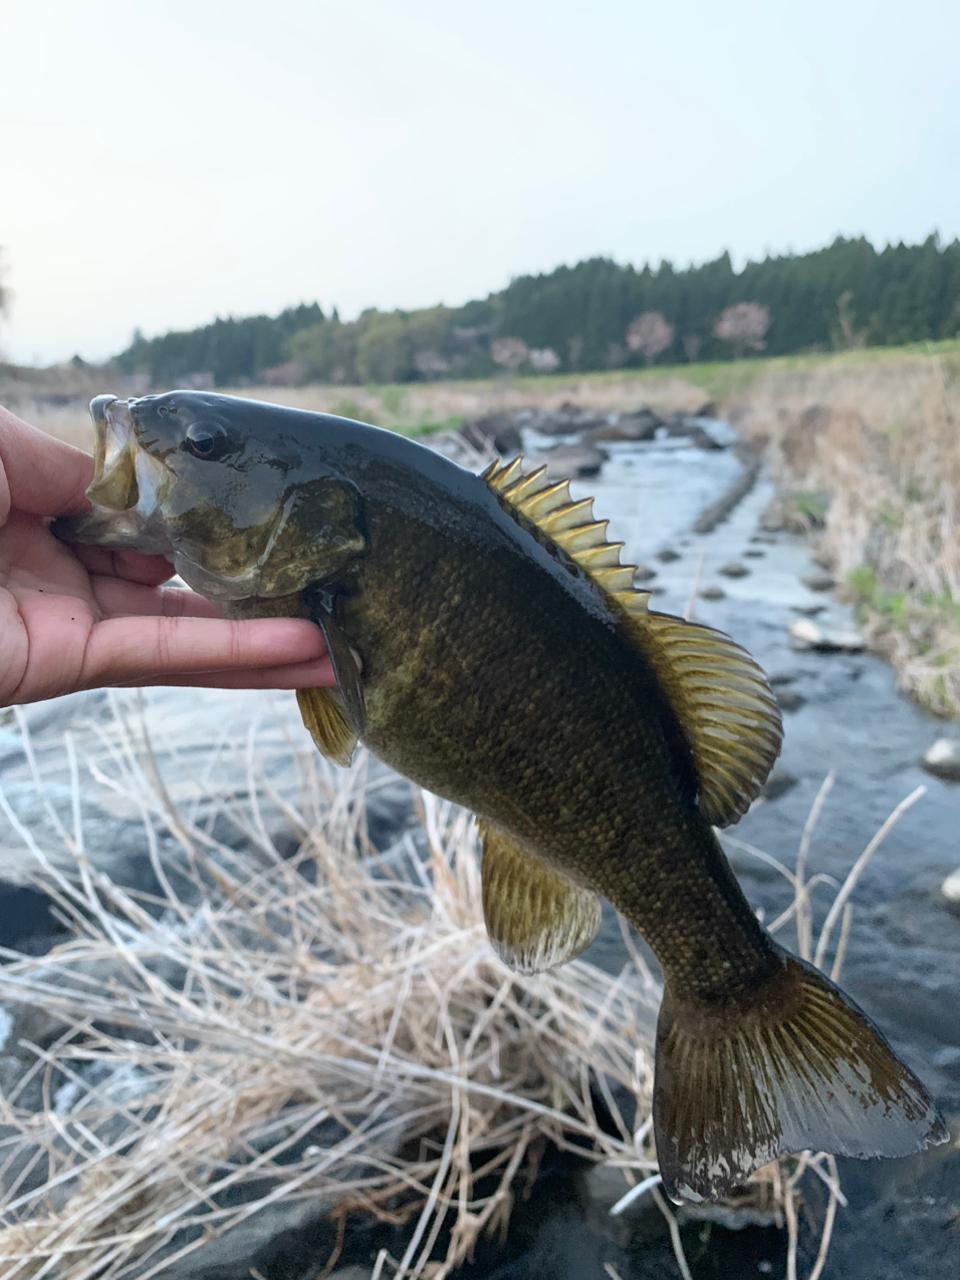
54, 392, 947, 1202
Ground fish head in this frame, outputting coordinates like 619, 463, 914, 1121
54, 392, 366, 603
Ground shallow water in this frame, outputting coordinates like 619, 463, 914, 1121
556, 433, 960, 1279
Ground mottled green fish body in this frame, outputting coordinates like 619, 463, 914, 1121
54, 391, 947, 1201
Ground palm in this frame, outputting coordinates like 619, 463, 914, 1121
0, 510, 201, 704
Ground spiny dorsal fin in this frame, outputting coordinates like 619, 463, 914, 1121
483, 455, 782, 825
479, 818, 602, 973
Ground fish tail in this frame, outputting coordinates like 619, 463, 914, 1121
653, 945, 947, 1202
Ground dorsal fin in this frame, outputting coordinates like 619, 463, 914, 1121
483, 456, 783, 825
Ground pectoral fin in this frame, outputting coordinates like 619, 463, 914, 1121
479, 820, 602, 973
314, 605, 365, 735
297, 688, 358, 767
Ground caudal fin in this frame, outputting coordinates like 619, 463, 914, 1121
654, 947, 948, 1202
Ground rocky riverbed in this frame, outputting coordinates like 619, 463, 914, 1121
0, 409, 957, 1279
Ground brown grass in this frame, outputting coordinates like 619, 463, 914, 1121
738, 352, 960, 716
0, 694, 893, 1280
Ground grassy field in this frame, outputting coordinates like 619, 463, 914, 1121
6, 339, 960, 715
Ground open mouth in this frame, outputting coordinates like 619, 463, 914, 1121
87, 396, 140, 511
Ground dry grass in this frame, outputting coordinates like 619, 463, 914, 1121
742, 352, 960, 716
1, 367, 711, 451
0, 696, 896, 1279
0, 700, 662, 1280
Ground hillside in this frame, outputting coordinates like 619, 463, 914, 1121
111, 234, 960, 389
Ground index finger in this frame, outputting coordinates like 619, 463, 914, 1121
0, 405, 93, 522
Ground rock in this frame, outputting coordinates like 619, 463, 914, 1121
774, 688, 806, 712
691, 460, 761, 534
700, 586, 725, 600
719, 562, 750, 578
791, 603, 826, 616
539, 442, 607, 479
587, 408, 662, 442
942, 868, 960, 902
633, 565, 657, 583
655, 548, 680, 563
743, 549, 766, 558
921, 739, 960, 783
802, 569, 836, 592
759, 770, 798, 802
460, 415, 522, 457
667, 421, 724, 450
788, 618, 864, 652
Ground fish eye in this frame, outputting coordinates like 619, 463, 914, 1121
183, 421, 230, 460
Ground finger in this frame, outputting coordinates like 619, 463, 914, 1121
91, 577, 225, 620
78, 616, 329, 688
0, 406, 93, 522
119, 655, 337, 690
73, 545, 177, 587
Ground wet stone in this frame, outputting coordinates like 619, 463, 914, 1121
719, 562, 750, 578
788, 617, 864, 653
743, 549, 766, 558
633, 565, 657, 583
655, 548, 681, 562
700, 585, 726, 600
540, 441, 608, 479
921, 739, 960, 783
774, 687, 806, 712
801, 569, 836, 592
759, 770, 798, 802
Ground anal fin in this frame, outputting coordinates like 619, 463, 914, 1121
479, 819, 601, 973
297, 687, 358, 767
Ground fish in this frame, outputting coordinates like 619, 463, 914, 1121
53, 390, 947, 1202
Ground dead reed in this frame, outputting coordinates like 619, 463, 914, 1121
0, 696, 914, 1279
746, 352, 960, 715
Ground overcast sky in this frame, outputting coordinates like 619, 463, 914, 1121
1, 0, 957, 365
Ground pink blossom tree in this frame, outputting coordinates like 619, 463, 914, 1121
712, 302, 771, 360
625, 312, 675, 365
490, 337, 529, 372
528, 347, 560, 373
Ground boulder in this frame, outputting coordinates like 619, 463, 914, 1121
460, 415, 522, 457
802, 570, 836, 592
921, 739, 960, 783
587, 409, 662, 442
942, 868, 960, 902
788, 618, 864, 653
538, 442, 608, 479
719, 562, 750, 579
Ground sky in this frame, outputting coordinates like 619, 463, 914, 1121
1, 0, 958, 366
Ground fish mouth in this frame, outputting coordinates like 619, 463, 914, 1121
51, 396, 175, 555
87, 396, 140, 511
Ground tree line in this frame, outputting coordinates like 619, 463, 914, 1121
114, 233, 960, 386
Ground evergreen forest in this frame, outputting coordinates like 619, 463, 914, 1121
114, 234, 960, 387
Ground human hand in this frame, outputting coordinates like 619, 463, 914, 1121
0, 404, 336, 705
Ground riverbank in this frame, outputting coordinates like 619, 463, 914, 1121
5, 343, 959, 713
